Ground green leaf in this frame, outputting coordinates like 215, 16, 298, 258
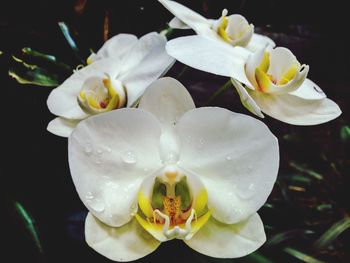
266, 229, 314, 247
314, 217, 350, 250
288, 175, 312, 184
316, 204, 333, 212
283, 247, 324, 263
22, 47, 72, 71
58, 21, 85, 64
9, 68, 59, 87
14, 201, 43, 254
244, 252, 275, 263
206, 80, 232, 105
12, 55, 37, 70
289, 162, 323, 181
340, 125, 350, 142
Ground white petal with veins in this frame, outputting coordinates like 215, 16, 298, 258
176, 107, 279, 224
185, 213, 266, 258
85, 213, 160, 262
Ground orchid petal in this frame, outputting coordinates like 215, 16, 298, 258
47, 58, 120, 119
87, 34, 138, 63
245, 48, 266, 88
119, 32, 167, 76
47, 117, 80, 137
138, 77, 195, 133
158, 0, 211, 35
166, 35, 252, 87
169, 17, 191, 29
255, 47, 310, 94
256, 64, 309, 94
290, 78, 326, 100
250, 92, 342, 125
246, 33, 276, 52
185, 213, 265, 258
231, 79, 264, 118
225, 14, 254, 46
176, 107, 279, 224
121, 41, 175, 107
68, 109, 163, 227
85, 213, 160, 262
138, 77, 195, 161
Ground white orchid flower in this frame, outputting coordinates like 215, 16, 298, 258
68, 77, 279, 261
166, 36, 341, 125
47, 32, 175, 137
158, 0, 275, 51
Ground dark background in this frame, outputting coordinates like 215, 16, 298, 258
1, 1, 349, 262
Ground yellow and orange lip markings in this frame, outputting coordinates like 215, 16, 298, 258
135, 173, 212, 241
77, 75, 126, 114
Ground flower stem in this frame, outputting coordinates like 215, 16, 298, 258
205, 79, 232, 105
176, 65, 188, 79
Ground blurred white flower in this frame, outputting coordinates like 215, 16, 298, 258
166, 36, 341, 125
158, 0, 275, 51
47, 32, 174, 137
69, 77, 279, 261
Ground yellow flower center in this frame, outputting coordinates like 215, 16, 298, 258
215, 9, 253, 46
135, 168, 211, 241
77, 75, 126, 114
255, 51, 299, 92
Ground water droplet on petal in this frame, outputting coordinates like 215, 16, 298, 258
86, 191, 94, 200
197, 138, 205, 149
237, 183, 255, 200
122, 151, 137, 164
86, 192, 105, 212
130, 203, 137, 215
106, 147, 112, 153
226, 156, 232, 161
84, 143, 92, 155
97, 149, 103, 154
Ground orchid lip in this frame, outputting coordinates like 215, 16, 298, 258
77, 74, 126, 114
135, 166, 211, 242
213, 9, 254, 47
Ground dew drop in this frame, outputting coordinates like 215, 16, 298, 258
86, 191, 94, 200
226, 156, 232, 161
237, 183, 255, 200
197, 138, 205, 149
84, 143, 92, 155
97, 149, 103, 154
234, 208, 243, 216
130, 203, 137, 215
86, 192, 105, 212
143, 167, 149, 173
106, 147, 112, 153
122, 151, 137, 164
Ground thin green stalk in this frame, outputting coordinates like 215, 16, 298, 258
176, 65, 188, 79
205, 79, 232, 105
